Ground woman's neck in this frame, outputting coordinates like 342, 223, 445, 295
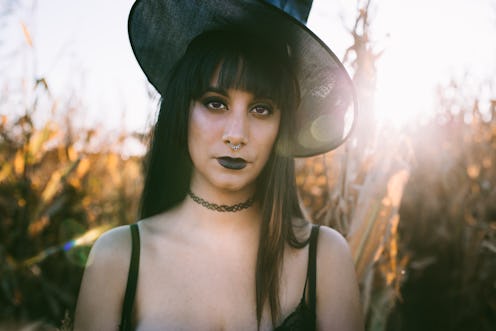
173, 191, 261, 235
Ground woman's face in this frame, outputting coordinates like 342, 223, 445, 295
188, 85, 280, 195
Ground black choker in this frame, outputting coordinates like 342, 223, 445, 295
187, 190, 255, 212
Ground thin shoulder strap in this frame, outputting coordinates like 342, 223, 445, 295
308, 224, 320, 315
119, 223, 140, 331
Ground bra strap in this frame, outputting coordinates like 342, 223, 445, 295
119, 223, 140, 331
308, 224, 320, 317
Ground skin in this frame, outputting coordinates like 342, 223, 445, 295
187, 87, 280, 203
74, 87, 364, 331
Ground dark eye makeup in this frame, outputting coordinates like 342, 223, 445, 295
197, 90, 277, 117
250, 103, 274, 116
200, 96, 227, 111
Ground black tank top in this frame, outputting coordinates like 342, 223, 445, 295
119, 224, 320, 331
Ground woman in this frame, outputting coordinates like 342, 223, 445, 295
74, 0, 363, 330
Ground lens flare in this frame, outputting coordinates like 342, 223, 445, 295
21, 224, 113, 267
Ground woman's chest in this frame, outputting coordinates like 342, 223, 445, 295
130, 230, 309, 330
134, 243, 263, 330
134, 269, 270, 331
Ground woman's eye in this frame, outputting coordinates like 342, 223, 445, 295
204, 99, 227, 111
251, 104, 273, 116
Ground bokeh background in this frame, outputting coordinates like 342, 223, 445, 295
1, 0, 495, 330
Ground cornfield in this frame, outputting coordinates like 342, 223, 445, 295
0, 78, 144, 327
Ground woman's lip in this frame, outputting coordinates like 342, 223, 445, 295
217, 157, 247, 170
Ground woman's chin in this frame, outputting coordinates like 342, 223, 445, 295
207, 175, 257, 194
213, 181, 254, 194
190, 166, 259, 195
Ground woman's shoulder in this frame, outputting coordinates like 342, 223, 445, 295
88, 225, 134, 264
316, 225, 350, 257
90, 209, 178, 257
79, 225, 135, 289
313, 225, 357, 278
314, 225, 364, 330
74, 225, 135, 329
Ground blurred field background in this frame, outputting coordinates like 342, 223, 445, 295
1, 0, 495, 330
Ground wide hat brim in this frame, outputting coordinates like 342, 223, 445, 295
128, 0, 357, 157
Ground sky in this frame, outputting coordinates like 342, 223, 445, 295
1, 0, 496, 135
309, 0, 496, 126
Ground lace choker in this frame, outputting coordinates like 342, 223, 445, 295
187, 190, 255, 212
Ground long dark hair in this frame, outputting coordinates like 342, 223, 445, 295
139, 28, 309, 327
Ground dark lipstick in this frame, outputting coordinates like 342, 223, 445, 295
217, 157, 247, 170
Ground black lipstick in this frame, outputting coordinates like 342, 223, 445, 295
217, 157, 247, 170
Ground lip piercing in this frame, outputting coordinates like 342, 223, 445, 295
228, 142, 242, 151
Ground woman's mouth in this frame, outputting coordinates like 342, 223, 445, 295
217, 157, 247, 170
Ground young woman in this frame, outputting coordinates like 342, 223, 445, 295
74, 1, 363, 330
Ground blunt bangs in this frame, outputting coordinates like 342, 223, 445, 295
181, 29, 300, 113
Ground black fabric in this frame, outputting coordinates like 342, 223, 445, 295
119, 224, 320, 331
274, 224, 319, 331
119, 223, 140, 331
308, 223, 319, 316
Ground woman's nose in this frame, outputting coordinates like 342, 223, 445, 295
222, 110, 248, 146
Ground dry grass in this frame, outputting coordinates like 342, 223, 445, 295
0, 74, 144, 325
